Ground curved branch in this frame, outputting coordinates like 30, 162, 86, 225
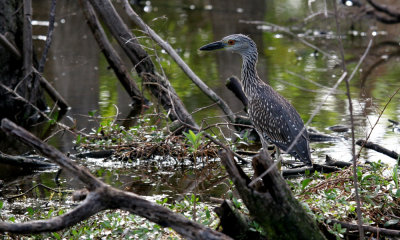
1, 118, 105, 191
112, 189, 229, 239
0, 118, 230, 239
0, 192, 104, 233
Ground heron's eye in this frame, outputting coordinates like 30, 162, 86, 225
228, 40, 235, 45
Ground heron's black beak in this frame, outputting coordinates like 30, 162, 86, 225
199, 41, 226, 51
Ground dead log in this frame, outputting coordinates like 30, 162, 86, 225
325, 155, 352, 168
389, 119, 399, 125
75, 150, 114, 159
87, 0, 198, 129
214, 200, 266, 240
218, 149, 326, 239
0, 118, 228, 239
307, 128, 339, 142
327, 125, 349, 133
328, 219, 400, 238
79, 0, 145, 106
282, 163, 340, 177
0, 152, 54, 169
356, 139, 399, 160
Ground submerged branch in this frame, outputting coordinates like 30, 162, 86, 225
356, 140, 399, 160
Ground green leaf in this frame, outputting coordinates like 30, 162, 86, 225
301, 178, 312, 190
205, 208, 211, 219
393, 164, 399, 189
52, 232, 61, 239
76, 135, 82, 145
88, 110, 97, 117
384, 219, 399, 227
396, 189, 400, 197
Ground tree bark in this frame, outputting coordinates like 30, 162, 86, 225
121, 0, 237, 123
356, 139, 399, 160
79, 0, 145, 106
0, 118, 229, 239
218, 149, 326, 240
87, 0, 198, 129
0, 0, 47, 125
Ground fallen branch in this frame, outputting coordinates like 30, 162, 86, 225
0, 118, 229, 239
79, 0, 145, 105
121, 0, 237, 123
356, 139, 399, 160
0, 151, 54, 169
325, 155, 352, 168
214, 200, 265, 240
87, 0, 198, 129
328, 219, 400, 237
366, 0, 400, 19
282, 163, 340, 177
218, 149, 326, 239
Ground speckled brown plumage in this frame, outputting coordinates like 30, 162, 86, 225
200, 34, 312, 165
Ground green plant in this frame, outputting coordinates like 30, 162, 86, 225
183, 130, 204, 152
328, 222, 346, 240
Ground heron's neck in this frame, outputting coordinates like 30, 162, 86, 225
241, 53, 261, 98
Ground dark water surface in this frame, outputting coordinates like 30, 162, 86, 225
1, 0, 400, 213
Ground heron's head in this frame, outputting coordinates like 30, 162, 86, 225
199, 34, 256, 57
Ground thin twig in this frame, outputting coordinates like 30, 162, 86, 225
285, 70, 344, 93
6, 183, 68, 200
332, 0, 364, 238
240, 20, 333, 59
0, 83, 88, 137
357, 87, 400, 157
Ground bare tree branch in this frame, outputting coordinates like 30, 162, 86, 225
0, 118, 230, 239
121, 0, 237, 123
79, 0, 145, 104
38, 0, 57, 73
356, 139, 399, 160
332, 0, 364, 238
329, 219, 400, 237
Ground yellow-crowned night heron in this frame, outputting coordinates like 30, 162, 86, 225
200, 34, 312, 165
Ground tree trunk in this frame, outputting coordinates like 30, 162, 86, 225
0, 0, 46, 125
218, 150, 327, 240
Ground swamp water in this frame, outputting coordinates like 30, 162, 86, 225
0, 0, 400, 236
